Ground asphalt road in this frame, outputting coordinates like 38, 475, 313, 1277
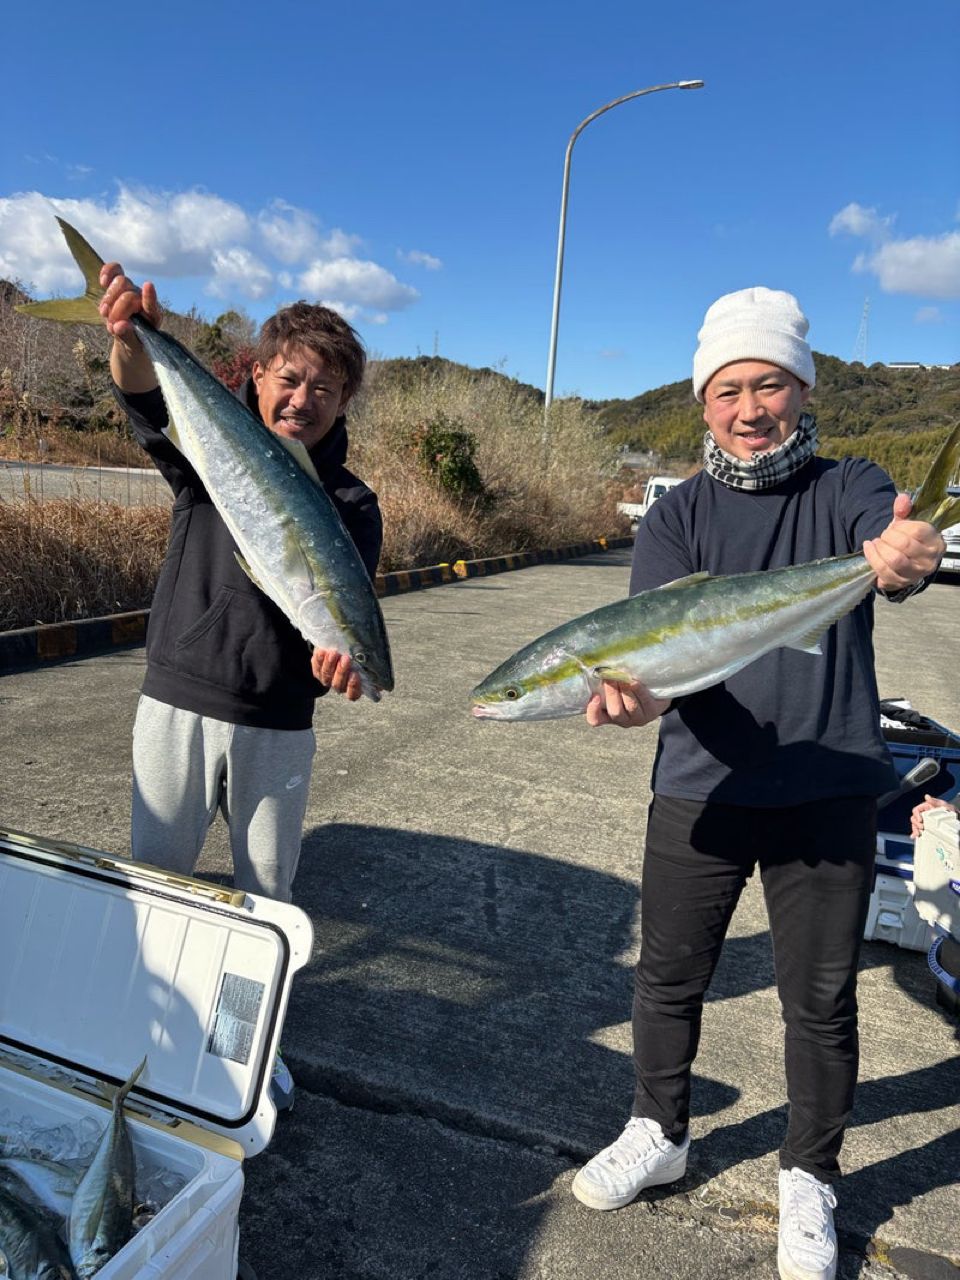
0, 458, 168, 505
0, 551, 958, 1280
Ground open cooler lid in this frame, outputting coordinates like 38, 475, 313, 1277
0, 827, 313, 1156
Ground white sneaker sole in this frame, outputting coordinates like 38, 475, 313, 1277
571, 1158, 686, 1211
777, 1239, 837, 1280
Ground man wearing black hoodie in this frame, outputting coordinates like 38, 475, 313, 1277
98, 264, 382, 921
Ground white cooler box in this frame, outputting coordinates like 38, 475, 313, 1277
864, 831, 933, 951
0, 827, 313, 1279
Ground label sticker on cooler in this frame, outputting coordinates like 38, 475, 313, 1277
208, 973, 265, 1064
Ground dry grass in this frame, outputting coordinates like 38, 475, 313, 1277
1, 360, 630, 626
354, 361, 626, 570
0, 498, 170, 631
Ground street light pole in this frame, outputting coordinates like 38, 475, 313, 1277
543, 79, 704, 436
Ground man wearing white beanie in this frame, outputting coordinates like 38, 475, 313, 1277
571, 287, 945, 1280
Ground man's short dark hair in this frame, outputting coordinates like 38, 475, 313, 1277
255, 302, 366, 400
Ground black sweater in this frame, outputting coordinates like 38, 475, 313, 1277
630, 456, 901, 806
115, 378, 383, 730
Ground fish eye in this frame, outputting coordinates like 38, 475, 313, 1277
504, 686, 521, 700
353, 651, 367, 664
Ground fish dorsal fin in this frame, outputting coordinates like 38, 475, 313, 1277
273, 433, 322, 486
657, 571, 711, 590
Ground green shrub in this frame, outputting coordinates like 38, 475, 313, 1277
412, 414, 487, 500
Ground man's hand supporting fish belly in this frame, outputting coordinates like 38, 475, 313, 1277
586, 492, 944, 731
586, 680, 671, 729
311, 648, 363, 700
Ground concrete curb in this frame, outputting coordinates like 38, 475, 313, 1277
0, 535, 633, 673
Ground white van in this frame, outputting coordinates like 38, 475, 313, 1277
939, 485, 960, 575
617, 475, 684, 530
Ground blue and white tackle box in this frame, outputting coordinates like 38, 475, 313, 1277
864, 704, 960, 951
0, 827, 313, 1278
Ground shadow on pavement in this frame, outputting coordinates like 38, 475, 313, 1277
224, 821, 955, 1277
233, 822, 742, 1276
283, 822, 742, 1153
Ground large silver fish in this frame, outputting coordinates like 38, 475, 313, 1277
17, 219, 393, 702
472, 424, 960, 721
0, 1182, 76, 1279
67, 1060, 144, 1279
0, 1159, 79, 1225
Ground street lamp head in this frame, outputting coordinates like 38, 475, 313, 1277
678, 80, 705, 89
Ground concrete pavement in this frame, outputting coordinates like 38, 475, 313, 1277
0, 551, 957, 1279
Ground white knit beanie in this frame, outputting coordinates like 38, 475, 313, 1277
692, 286, 816, 403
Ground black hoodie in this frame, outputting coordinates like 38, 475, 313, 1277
114, 377, 383, 729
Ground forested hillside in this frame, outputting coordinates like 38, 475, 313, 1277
1, 275, 956, 490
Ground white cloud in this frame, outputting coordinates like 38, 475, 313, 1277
0, 185, 420, 321
257, 201, 364, 267
208, 247, 274, 300
398, 248, 442, 270
257, 200, 320, 264
828, 202, 894, 241
320, 228, 364, 258
829, 201, 960, 300
861, 233, 960, 299
299, 257, 418, 310
317, 299, 362, 322
915, 305, 944, 324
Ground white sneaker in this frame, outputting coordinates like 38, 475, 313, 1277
571, 1117, 689, 1210
778, 1167, 838, 1280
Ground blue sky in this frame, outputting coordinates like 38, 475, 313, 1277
1, 0, 957, 400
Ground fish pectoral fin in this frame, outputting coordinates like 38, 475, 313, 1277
274, 434, 323, 485
592, 664, 637, 685
556, 648, 602, 694
297, 591, 334, 633
657, 572, 711, 590
280, 526, 319, 586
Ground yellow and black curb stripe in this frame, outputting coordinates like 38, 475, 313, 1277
0, 535, 633, 672
0, 610, 150, 672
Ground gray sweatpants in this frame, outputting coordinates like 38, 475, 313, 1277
131, 695, 316, 902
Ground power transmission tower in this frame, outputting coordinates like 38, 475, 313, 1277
853, 297, 870, 364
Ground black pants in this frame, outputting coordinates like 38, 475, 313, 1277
632, 794, 877, 1182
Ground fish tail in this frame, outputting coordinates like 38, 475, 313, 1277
911, 422, 960, 531
113, 1057, 147, 1110
14, 218, 105, 326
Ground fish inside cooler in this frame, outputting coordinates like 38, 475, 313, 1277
0, 827, 313, 1280
0, 1055, 243, 1280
